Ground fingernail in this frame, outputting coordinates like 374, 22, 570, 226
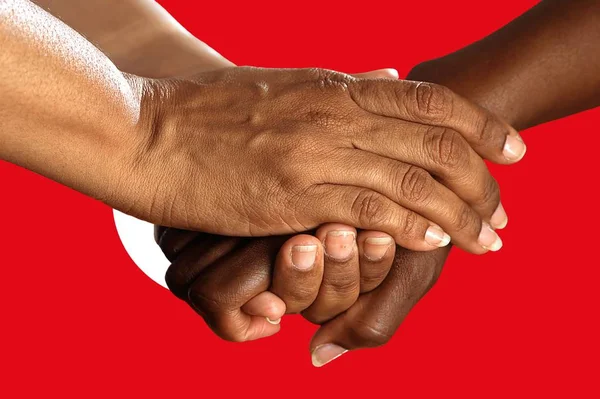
266, 317, 281, 325
311, 344, 348, 367
324, 231, 356, 260
490, 202, 508, 230
503, 134, 527, 162
478, 223, 503, 251
425, 226, 451, 247
291, 245, 317, 270
364, 236, 394, 261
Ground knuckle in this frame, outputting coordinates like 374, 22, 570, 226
280, 289, 317, 312
411, 82, 453, 122
165, 264, 191, 300
348, 318, 393, 347
398, 165, 434, 204
423, 126, 470, 169
303, 104, 350, 130
351, 190, 390, 227
475, 112, 495, 143
452, 204, 478, 233
478, 176, 501, 210
325, 273, 360, 297
307, 67, 351, 93
305, 67, 331, 81
188, 282, 225, 314
399, 210, 419, 238
360, 273, 388, 292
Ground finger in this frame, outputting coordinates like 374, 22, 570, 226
352, 68, 399, 79
322, 150, 501, 254
350, 118, 506, 229
155, 226, 202, 261
348, 78, 527, 164
186, 237, 287, 342
356, 230, 395, 293
297, 184, 451, 252
241, 291, 286, 324
309, 246, 450, 367
165, 234, 242, 300
270, 234, 324, 314
302, 224, 360, 324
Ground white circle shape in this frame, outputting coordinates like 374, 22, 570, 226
113, 209, 169, 288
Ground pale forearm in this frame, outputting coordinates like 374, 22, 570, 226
0, 0, 142, 201
407, 0, 600, 130
33, 0, 233, 78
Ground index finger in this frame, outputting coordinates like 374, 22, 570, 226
348, 79, 526, 164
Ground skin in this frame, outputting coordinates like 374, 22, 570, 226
20, 0, 600, 366
1, 0, 521, 253
34, 0, 405, 335
158, 0, 600, 367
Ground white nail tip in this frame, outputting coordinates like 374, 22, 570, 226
292, 245, 318, 253
483, 236, 503, 252
327, 231, 356, 238
438, 233, 451, 247
311, 344, 348, 368
365, 236, 394, 245
266, 317, 281, 325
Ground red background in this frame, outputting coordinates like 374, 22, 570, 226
2, 0, 599, 397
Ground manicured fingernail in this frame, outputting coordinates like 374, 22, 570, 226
490, 202, 508, 230
364, 236, 394, 261
311, 344, 348, 367
478, 223, 503, 251
503, 134, 527, 162
324, 231, 355, 260
425, 226, 451, 247
291, 245, 317, 270
266, 317, 281, 325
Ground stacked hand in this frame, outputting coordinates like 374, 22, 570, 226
154, 69, 526, 366
9, 0, 597, 370
130, 66, 522, 252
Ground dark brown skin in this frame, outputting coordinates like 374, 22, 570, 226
159, 0, 600, 366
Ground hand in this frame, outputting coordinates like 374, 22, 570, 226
157, 224, 446, 368
156, 224, 398, 343
127, 67, 521, 253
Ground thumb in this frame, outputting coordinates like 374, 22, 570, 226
309, 247, 449, 367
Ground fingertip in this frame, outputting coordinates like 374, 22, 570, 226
502, 133, 527, 163
311, 344, 348, 367
424, 225, 451, 248
357, 231, 394, 262
315, 223, 357, 239
282, 234, 321, 271
315, 224, 357, 262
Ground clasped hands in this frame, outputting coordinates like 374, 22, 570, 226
143, 66, 527, 367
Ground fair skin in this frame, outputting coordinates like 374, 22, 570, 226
2, 0, 521, 253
